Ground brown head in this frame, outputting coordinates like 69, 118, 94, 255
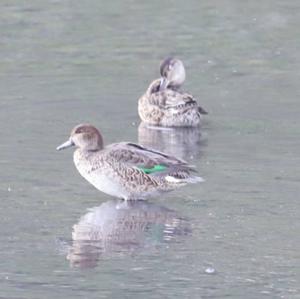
159, 57, 186, 91
56, 124, 104, 151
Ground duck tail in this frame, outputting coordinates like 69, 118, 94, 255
165, 174, 205, 184
185, 175, 205, 184
198, 106, 208, 115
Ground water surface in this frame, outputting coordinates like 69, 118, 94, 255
1, 1, 299, 298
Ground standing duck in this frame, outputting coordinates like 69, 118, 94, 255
57, 124, 203, 200
138, 58, 207, 127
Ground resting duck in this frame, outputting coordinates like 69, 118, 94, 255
57, 124, 203, 200
138, 57, 207, 127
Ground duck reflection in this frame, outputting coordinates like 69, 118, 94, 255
67, 199, 190, 268
138, 122, 206, 161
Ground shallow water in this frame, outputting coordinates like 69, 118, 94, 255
1, 1, 299, 298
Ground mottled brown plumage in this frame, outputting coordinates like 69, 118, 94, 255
57, 124, 203, 200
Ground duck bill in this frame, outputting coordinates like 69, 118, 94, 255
159, 77, 170, 91
56, 139, 74, 151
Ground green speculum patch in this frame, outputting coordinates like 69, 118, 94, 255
138, 164, 167, 174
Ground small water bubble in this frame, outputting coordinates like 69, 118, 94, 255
131, 267, 144, 271
245, 278, 256, 283
205, 267, 216, 274
131, 122, 136, 126
8, 186, 12, 192
261, 291, 271, 295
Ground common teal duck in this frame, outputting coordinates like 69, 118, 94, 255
138, 57, 207, 127
57, 124, 203, 200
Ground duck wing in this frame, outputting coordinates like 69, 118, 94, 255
149, 90, 208, 114
165, 92, 198, 108
106, 142, 187, 167
105, 142, 198, 175
102, 143, 203, 184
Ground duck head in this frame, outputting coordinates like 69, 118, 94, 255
57, 124, 104, 151
159, 57, 186, 91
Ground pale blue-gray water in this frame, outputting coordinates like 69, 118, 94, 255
1, 1, 299, 298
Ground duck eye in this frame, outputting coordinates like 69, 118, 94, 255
75, 128, 84, 134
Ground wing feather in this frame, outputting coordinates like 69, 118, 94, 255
148, 90, 199, 111
105, 142, 193, 170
